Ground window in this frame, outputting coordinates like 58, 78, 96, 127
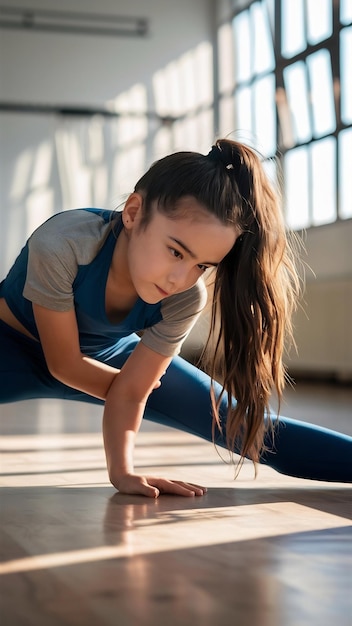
231, 2, 276, 153
339, 128, 352, 219
217, 0, 352, 228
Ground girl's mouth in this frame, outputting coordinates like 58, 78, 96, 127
155, 285, 169, 297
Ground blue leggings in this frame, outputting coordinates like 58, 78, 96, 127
0, 320, 351, 482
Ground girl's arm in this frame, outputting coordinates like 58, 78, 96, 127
33, 304, 118, 399
33, 303, 206, 498
103, 340, 206, 498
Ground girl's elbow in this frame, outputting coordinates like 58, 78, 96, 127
45, 356, 78, 385
47, 361, 68, 384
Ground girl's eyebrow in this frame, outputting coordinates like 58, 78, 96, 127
169, 237, 219, 266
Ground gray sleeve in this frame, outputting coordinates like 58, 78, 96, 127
141, 280, 208, 357
23, 210, 109, 311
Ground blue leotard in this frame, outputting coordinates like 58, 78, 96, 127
0, 209, 351, 482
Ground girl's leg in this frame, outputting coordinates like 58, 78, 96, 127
0, 321, 69, 403
259, 414, 352, 482
2, 321, 350, 483
145, 355, 352, 483
0, 323, 138, 405
65, 343, 352, 483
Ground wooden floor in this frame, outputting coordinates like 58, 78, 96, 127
1, 381, 351, 626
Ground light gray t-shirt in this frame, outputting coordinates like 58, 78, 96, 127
22, 209, 208, 357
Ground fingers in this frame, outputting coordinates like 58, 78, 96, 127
184, 482, 208, 495
137, 477, 160, 498
172, 482, 206, 497
113, 474, 159, 498
147, 478, 207, 497
114, 473, 207, 498
140, 483, 160, 498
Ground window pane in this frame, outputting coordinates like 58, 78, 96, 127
233, 11, 252, 83
281, 0, 306, 58
311, 137, 336, 225
341, 27, 352, 124
253, 74, 276, 156
284, 147, 310, 229
263, 0, 275, 36
340, 0, 352, 25
283, 62, 312, 143
306, 0, 332, 46
251, 1, 275, 74
339, 128, 352, 219
307, 49, 336, 137
235, 86, 252, 138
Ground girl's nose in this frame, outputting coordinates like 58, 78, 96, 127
167, 265, 190, 290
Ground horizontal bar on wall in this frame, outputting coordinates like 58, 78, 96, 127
0, 102, 177, 125
0, 6, 148, 37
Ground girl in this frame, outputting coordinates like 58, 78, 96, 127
0, 139, 351, 496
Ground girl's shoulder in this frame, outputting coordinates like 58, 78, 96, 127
29, 208, 116, 265
23, 209, 118, 312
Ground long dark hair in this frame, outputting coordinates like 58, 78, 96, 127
134, 139, 300, 469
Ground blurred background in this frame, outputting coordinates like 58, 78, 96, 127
0, 0, 351, 382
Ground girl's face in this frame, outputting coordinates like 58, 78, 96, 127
123, 196, 239, 304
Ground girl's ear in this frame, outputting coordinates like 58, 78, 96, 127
122, 193, 143, 230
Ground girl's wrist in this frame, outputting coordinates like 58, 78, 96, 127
109, 470, 134, 491
107, 459, 134, 482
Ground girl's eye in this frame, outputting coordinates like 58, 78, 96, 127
198, 264, 209, 272
169, 247, 182, 259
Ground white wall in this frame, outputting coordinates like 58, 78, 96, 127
0, 0, 214, 105
287, 220, 352, 380
0, 0, 215, 273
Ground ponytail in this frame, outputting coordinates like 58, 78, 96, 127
133, 138, 301, 470
203, 139, 300, 468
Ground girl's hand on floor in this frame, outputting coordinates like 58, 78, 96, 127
113, 473, 207, 498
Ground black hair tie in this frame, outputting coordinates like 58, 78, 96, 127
207, 144, 237, 170
208, 144, 251, 201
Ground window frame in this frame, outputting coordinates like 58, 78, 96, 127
217, 0, 352, 228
